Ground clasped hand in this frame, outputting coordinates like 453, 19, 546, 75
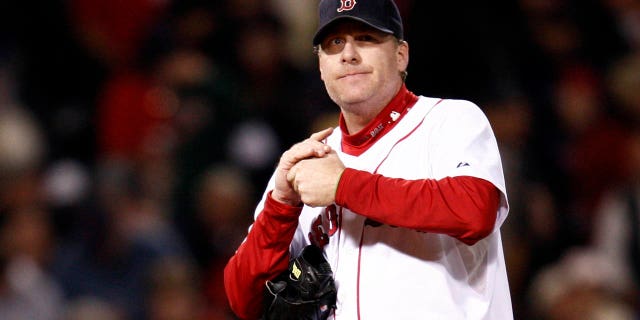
271, 127, 345, 208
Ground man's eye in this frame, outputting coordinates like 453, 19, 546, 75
331, 38, 344, 46
356, 35, 375, 42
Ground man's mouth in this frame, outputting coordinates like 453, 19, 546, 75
339, 72, 368, 79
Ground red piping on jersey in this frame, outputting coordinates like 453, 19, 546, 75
356, 226, 365, 320
354, 99, 438, 320
373, 99, 444, 173
335, 207, 344, 268
350, 98, 500, 318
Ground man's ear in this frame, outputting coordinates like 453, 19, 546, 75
397, 40, 409, 73
318, 58, 326, 82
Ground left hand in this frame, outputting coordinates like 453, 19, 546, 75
287, 150, 346, 207
271, 128, 334, 206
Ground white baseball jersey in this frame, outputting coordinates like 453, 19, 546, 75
255, 96, 512, 319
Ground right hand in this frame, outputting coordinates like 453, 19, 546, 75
271, 127, 334, 206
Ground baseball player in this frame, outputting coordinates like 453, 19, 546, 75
224, 0, 513, 319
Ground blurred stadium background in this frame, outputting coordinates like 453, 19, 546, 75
0, 0, 639, 319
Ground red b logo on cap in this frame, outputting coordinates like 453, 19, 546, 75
337, 0, 356, 12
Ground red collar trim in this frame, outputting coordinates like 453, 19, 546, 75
340, 84, 419, 156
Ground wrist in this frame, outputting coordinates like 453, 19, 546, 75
270, 190, 302, 207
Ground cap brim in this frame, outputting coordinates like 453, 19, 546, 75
313, 16, 394, 45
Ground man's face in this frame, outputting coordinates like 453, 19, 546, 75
317, 20, 408, 111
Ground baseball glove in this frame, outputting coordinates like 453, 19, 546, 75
262, 245, 337, 320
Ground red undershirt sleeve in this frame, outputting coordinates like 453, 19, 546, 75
335, 168, 500, 245
224, 191, 302, 320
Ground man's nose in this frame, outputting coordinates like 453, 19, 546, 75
341, 40, 360, 64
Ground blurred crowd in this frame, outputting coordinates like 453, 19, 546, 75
0, 0, 638, 319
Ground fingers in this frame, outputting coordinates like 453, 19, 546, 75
284, 152, 345, 207
307, 127, 334, 157
280, 128, 335, 169
272, 127, 335, 206
301, 127, 334, 158
280, 146, 321, 172
286, 165, 298, 191
309, 127, 334, 142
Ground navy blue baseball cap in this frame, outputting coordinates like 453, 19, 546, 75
313, 0, 404, 45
